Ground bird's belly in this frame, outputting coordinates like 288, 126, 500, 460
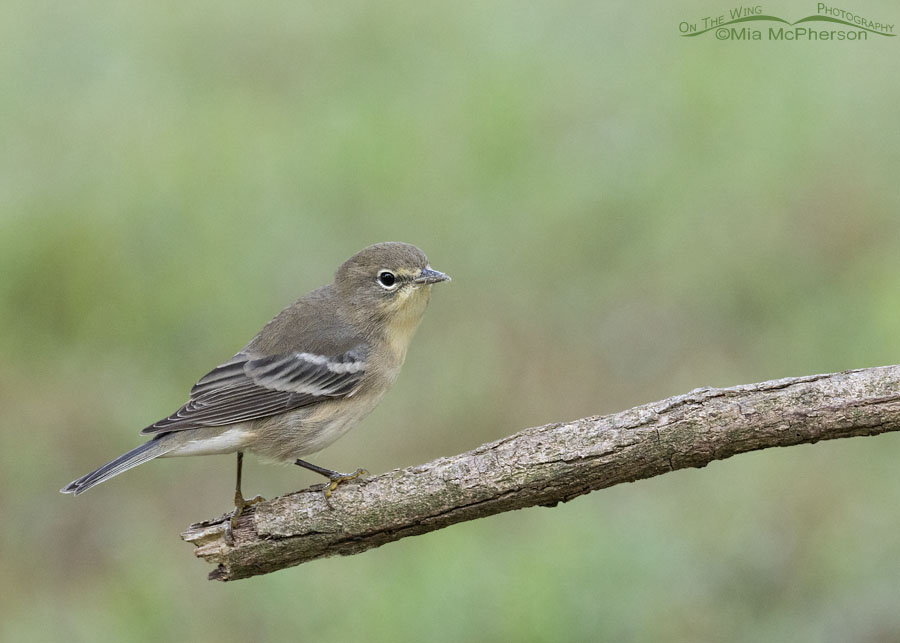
162, 426, 256, 457
247, 393, 385, 463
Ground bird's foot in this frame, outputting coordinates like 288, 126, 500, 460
323, 468, 368, 499
294, 459, 368, 502
224, 493, 266, 545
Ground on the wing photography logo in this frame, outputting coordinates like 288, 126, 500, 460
679, 3, 895, 41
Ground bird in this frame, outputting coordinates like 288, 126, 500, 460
61, 241, 450, 543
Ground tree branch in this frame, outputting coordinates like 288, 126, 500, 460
182, 365, 900, 581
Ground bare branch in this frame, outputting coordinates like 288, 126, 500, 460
182, 365, 900, 581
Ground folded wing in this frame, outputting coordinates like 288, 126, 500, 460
141, 347, 367, 434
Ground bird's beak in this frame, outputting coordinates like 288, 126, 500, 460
414, 268, 451, 285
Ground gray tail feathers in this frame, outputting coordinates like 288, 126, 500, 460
60, 436, 175, 495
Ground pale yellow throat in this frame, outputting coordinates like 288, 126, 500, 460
384, 285, 431, 363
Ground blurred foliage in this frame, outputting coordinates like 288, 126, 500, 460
2, 0, 900, 641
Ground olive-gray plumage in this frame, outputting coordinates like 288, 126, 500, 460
61, 242, 449, 498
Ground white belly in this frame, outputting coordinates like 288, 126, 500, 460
162, 426, 255, 457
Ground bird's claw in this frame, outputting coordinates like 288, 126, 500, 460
323, 468, 368, 500
224, 493, 266, 545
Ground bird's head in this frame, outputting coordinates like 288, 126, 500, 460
335, 242, 450, 343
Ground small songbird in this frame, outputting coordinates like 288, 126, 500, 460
61, 242, 450, 542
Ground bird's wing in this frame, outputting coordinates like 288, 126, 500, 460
140, 346, 368, 434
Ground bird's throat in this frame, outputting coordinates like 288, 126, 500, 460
384, 287, 430, 363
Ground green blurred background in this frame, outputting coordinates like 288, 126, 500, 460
3, 0, 900, 640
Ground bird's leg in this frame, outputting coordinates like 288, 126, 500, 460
294, 458, 368, 499
224, 451, 265, 545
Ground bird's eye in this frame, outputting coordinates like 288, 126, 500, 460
377, 271, 398, 289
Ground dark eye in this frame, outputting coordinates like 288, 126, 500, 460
377, 271, 397, 289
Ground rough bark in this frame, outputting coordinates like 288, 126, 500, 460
182, 365, 900, 581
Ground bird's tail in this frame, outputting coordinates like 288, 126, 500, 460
60, 436, 175, 495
